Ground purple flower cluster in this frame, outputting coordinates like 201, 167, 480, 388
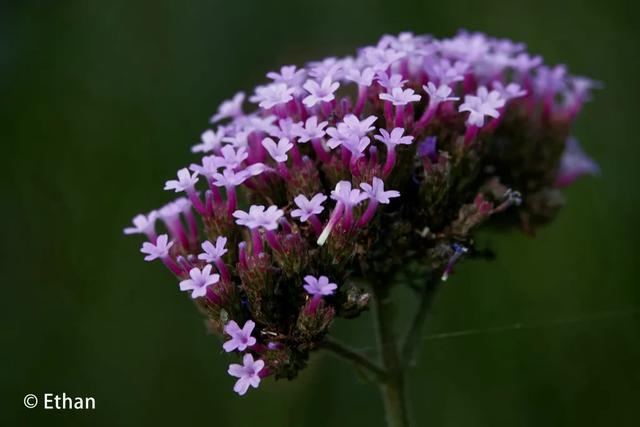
125, 31, 597, 395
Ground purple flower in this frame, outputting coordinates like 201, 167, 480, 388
292, 116, 328, 142
266, 65, 306, 92
326, 114, 377, 149
124, 211, 158, 238
211, 168, 248, 188
222, 130, 250, 149
331, 180, 368, 208
164, 168, 199, 193
302, 76, 340, 107
190, 155, 224, 179
198, 236, 228, 263
140, 234, 173, 261
218, 145, 248, 169
363, 48, 405, 70
158, 199, 187, 222
379, 87, 421, 106
423, 82, 460, 106
250, 83, 295, 109
426, 59, 467, 85
492, 81, 527, 100
233, 205, 284, 230
345, 67, 375, 87
303, 275, 338, 296
210, 92, 245, 123
375, 72, 406, 91
510, 53, 542, 74
458, 86, 506, 127
179, 264, 220, 299
360, 177, 400, 204
228, 353, 265, 396
307, 57, 342, 80
223, 320, 257, 352
192, 128, 226, 153
343, 137, 371, 160
261, 137, 293, 163
269, 118, 298, 140
291, 193, 327, 222
555, 137, 600, 187
374, 127, 414, 148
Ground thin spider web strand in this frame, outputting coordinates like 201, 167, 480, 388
350, 308, 640, 354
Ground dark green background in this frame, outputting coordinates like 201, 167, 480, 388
2, 0, 638, 425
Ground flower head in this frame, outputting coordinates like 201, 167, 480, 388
127, 31, 596, 395
223, 320, 257, 352
303, 275, 338, 296
228, 354, 264, 396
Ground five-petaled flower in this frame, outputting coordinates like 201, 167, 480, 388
458, 86, 506, 127
223, 320, 257, 352
164, 168, 199, 193
124, 212, 157, 239
140, 234, 173, 261
179, 265, 220, 299
210, 92, 245, 123
251, 83, 295, 109
423, 82, 460, 106
303, 275, 338, 296
291, 193, 327, 222
233, 205, 284, 230
228, 354, 265, 396
293, 116, 328, 142
302, 76, 340, 107
261, 137, 293, 163
198, 236, 228, 263
192, 128, 226, 153
374, 127, 414, 148
379, 87, 422, 105
360, 177, 401, 204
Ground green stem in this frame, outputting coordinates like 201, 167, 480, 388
373, 285, 410, 427
321, 336, 387, 382
401, 277, 439, 367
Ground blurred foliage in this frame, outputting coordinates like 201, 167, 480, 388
1, 0, 638, 426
